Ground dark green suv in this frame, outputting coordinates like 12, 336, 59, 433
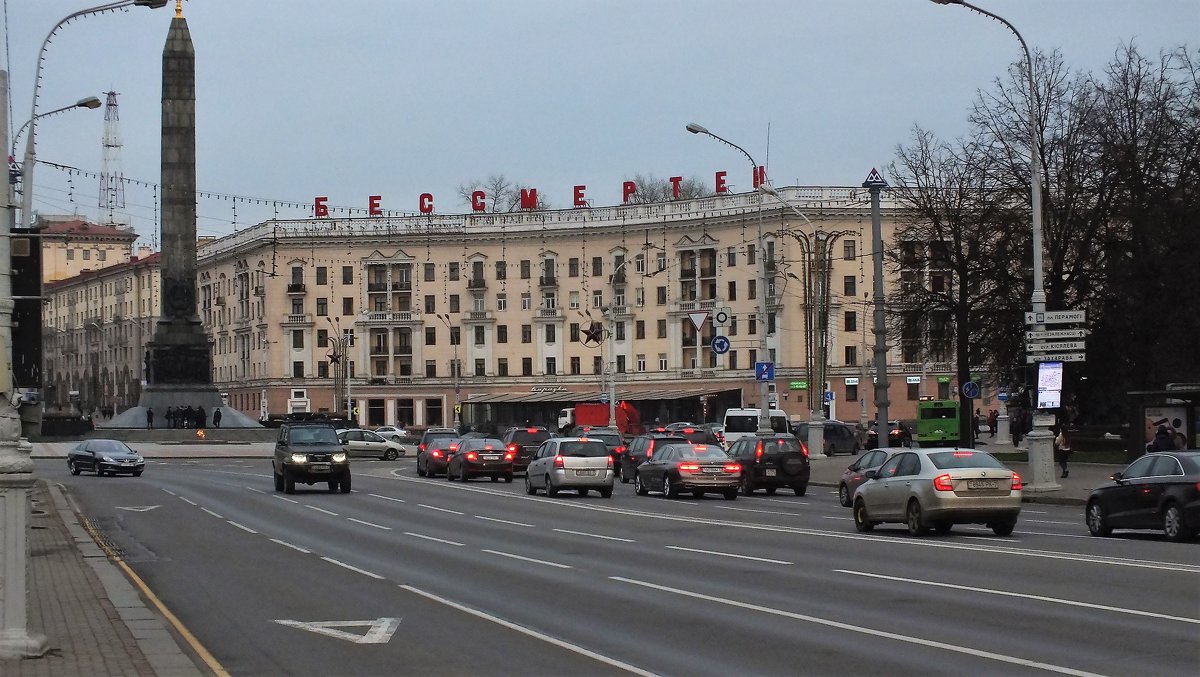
273, 422, 351, 493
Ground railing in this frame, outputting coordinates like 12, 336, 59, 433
283, 313, 313, 324
536, 307, 561, 318
610, 270, 626, 285
679, 267, 696, 279
286, 283, 306, 294
468, 277, 487, 289
363, 310, 420, 323
610, 305, 630, 316
370, 345, 390, 356
393, 345, 413, 355
699, 267, 717, 277
538, 275, 557, 287
465, 310, 492, 321
214, 297, 226, 306
367, 282, 388, 292
392, 281, 412, 291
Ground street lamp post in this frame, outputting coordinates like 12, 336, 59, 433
436, 314, 461, 430
930, 0, 1056, 490
686, 123, 774, 434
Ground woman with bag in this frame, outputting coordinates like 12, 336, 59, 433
1054, 428, 1072, 478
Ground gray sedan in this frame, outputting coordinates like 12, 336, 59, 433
852, 447, 1021, 536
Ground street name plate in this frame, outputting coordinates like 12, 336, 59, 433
1024, 310, 1086, 325
1026, 352, 1086, 363
1026, 340, 1087, 352
1025, 329, 1086, 341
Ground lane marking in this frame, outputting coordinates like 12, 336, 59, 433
665, 545, 792, 565
272, 495, 299, 504
270, 538, 311, 554
161, 488, 177, 496
368, 493, 406, 503
822, 515, 853, 520
200, 507, 223, 519
482, 549, 572, 569
305, 505, 339, 517
477, 515, 534, 527
747, 497, 810, 506
553, 528, 634, 543
246, 487, 266, 494
835, 570, 1200, 625
320, 557, 385, 579
611, 577, 1102, 677
348, 518, 392, 530
419, 503, 465, 515
273, 618, 400, 644
227, 521, 257, 534
399, 585, 657, 677
404, 532, 464, 547
179, 496, 197, 506
716, 506, 806, 517
961, 526, 1093, 541
961, 536, 1020, 544
1024, 510, 1049, 514
1025, 519, 1078, 526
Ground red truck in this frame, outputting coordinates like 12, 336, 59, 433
558, 401, 645, 436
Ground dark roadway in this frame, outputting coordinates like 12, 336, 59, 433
36, 458, 1200, 677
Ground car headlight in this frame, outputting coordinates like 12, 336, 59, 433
101, 456, 115, 463
332, 452, 347, 463
290, 453, 308, 464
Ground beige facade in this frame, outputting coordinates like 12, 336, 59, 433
197, 186, 962, 429
37, 217, 140, 283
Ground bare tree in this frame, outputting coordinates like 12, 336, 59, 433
456, 174, 550, 211
623, 173, 710, 204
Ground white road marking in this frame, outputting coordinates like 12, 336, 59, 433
305, 505, 339, 516
822, 515, 853, 520
482, 549, 572, 569
962, 526, 1093, 540
368, 493, 405, 503
665, 545, 792, 565
200, 507, 223, 519
320, 557, 385, 579
179, 496, 197, 506
418, 503, 465, 515
611, 577, 1103, 677
747, 497, 810, 506
161, 488, 177, 496
404, 532, 464, 547
272, 495, 299, 504
115, 505, 160, 512
1024, 519, 1078, 526
477, 515, 534, 527
273, 618, 400, 644
348, 518, 391, 530
227, 521, 257, 534
835, 570, 1200, 625
399, 585, 657, 677
245, 487, 266, 494
270, 538, 311, 554
961, 536, 1020, 544
553, 528, 634, 543
1024, 510, 1048, 514
716, 506, 805, 517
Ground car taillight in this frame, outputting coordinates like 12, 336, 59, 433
431, 450, 441, 458
507, 444, 518, 453
952, 451, 974, 458
647, 440, 655, 458
614, 445, 626, 455
606, 456, 614, 468
678, 462, 701, 472
683, 428, 695, 434
419, 443, 426, 452
1012, 473, 1023, 491
483, 445, 494, 450
800, 442, 809, 458
466, 451, 478, 461
526, 428, 539, 433
694, 444, 708, 451
755, 441, 763, 460
449, 443, 458, 450
553, 455, 564, 469
933, 474, 954, 491
723, 463, 741, 473
504, 451, 515, 461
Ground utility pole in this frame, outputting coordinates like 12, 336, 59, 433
864, 169, 890, 435
605, 306, 617, 427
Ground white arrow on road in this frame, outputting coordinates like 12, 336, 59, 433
273, 618, 400, 644
115, 506, 161, 512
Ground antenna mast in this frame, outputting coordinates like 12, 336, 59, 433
98, 90, 127, 228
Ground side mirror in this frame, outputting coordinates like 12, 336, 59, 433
863, 469, 878, 480
1110, 472, 1123, 482
341, 439, 349, 446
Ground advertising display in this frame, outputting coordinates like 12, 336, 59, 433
1036, 361, 1063, 409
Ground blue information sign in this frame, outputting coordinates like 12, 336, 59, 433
962, 381, 980, 399
754, 362, 775, 382
711, 335, 730, 355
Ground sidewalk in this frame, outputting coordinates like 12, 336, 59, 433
0, 480, 204, 677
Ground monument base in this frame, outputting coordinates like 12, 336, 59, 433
104, 384, 261, 429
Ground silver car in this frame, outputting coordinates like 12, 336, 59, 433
852, 447, 1022, 536
337, 428, 405, 460
525, 437, 615, 498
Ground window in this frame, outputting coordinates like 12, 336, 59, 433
98, 250, 106, 261
66, 249, 74, 260
615, 322, 625, 341
592, 290, 603, 308
570, 356, 580, 375
845, 384, 859, 402
637, 354, 646, 372
474, 359, 486, 377
748, 279, 756, 300
635, 254, 645, 273
907, 382, 920, 400
727, 247, 737, 266
450, 327, 461, 345
497, 358, 508, 377
545, 357, 557, 375
658, 354, 668, 371
292, 361, 304, 378
656, 287, 667, 305
768, 312, 776, 335
497, 325, 508, 343
448, 262, 459, 281
474, 326, 485, 346
656, 253, 666, 271
520, 260, 531, 279
521, 357, 533, 376
291, 299, 303, 314
495, 261, 506, 280
497, 293, 507, 311
747, 244, 756, 265
420, 263, 433, 282
290, 265, 303, 284
342, 266, 353, 284
317, 329, 328, 348
316, 298, 328, 316
592, 256, 603, 276
844, 240, 856, 261
425, 360, 437, 378
657, 319, 667, 338
342, 297, 354, 315
472, 296, 485, 312
521, 293, 532, 310
424, 295, 435, 313
844, 276, 856, 296
593, 356, 603, 374
83, 250, 92, 260
729, 351, 738, 370
545, 324, 556, 343
542, 292, 557, 309
568, 258, 579, 277
749, 317, 757, 335
316, 267, 328, 285
425, 327, 436, 345
317, 361, 328, 378
845, 311, 857, 332
521, 325, 532, 343
635, 288, 645, 306
292, 330, 304, 349
635, 320, 645, 340
569, 291, 580, 309
616, 355, 626, 373
449, 295, 460, 313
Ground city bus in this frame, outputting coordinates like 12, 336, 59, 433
916, 398, 961, 447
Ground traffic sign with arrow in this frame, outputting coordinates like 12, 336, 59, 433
1026, 341, 1087, 352
1026, 352, 1086, 363
1025, 329, 1086, 341
1024, 310, 1086, 325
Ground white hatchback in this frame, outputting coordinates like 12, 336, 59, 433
525, 437, 615, 498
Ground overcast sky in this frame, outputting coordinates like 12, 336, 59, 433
4, 0, 1196, 246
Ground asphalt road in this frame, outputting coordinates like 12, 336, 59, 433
37, 457, 1200, 677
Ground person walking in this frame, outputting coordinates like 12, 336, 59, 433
146, 407, 154, 430
212, 407, 223, 428
197, 405, 207, 429
988, 409, 998, 438
183, 405, 194, 429
1054, 427, 1072, 478
166, 406, 175, 429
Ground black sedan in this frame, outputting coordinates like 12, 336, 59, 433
634, 442, 740, 500
1086, 451, 1200, 542
416, 438, 458, 478
866, 421, 913, 449
68, 439, 145, 477
447, 437, 515, 483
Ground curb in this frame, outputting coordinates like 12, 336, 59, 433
45, 482, 206, 677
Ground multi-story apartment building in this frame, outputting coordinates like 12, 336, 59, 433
38, 216, 140, 283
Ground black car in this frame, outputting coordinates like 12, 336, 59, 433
273, 422, 350, 493
68, 439, 145, 477
618, 432, 688, 483
418, 427, 460, 458
447, 437, 514, 483
416, 437, 459, 478
794, 421, 860, 456
634, 442, 740, 500
866, 420, 913, 449
726, 433, 810, 496
501, 426, 553, 473
574, 427, 626, 462
1085, 451, 1200, 542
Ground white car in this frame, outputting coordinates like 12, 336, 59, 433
374, 425, 408, 441
337, 428, 405, 460
524, 437, 615, 498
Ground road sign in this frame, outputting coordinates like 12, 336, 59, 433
688, 311, 709, 331
824, 391, 834, 402
713, 308, 732, 326
1027, 341, 1086, 352
754, 362, 775, 382
1024, 310, 1086, 325
997, 390, 1009, 402
710, 335, 730, 355
862, 168, 887, 188
1026, 352, 1086, 363
598, 392, 609, 404
1025, 329, 1086, 341
962, 381, 980, 399
453, 404, 462, 414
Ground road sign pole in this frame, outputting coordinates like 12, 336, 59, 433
865, 170, 890, 436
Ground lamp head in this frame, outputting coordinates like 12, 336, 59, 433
76, 97, 102, 110
685, 122, 709, 135
929, 0, 963, 4
133, 0, 171, 8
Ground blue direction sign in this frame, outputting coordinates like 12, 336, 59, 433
711, 335, 730, 355
997, 390, 1008, 402
598, 392, 609, 404
754, 362, 775, 382
824, 391, 834, 402
962, 381, 980, 399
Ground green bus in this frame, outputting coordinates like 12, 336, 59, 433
916, 399, 961, 447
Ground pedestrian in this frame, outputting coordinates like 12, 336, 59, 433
972, 408, 982, 440
1150, 425, 1174, 453
165, 406, 174, 429
212, 407, 223, 428
197, 405, 207, 429
1054, 427, 1072, 478
146, 407, 154, 430
988, 409, 998, 437
183, 405, 194, 429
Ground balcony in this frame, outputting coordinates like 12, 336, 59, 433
392, 280, 412, 291
535, 307, 562, 320
362, 310, 421, 324
253, 285, 265, 296
610, 304, 632, 318
370, 345, 390, 356
700, 266, 717, 277
286, 283, 307, 295
393, 345, 413, 356
467, 276, 487, 290
538, 274, 557, 288
282, 313, 314, 326
214, 297, 226, 306
367, 282, 388, 292
679, 267, 696, 280
609, 270, 626, 285
463, 310, 494, 323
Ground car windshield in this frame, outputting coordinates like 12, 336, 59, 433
587, 432, 622, 446
510, 429, 551, 444
680, 445, 730, 460
428, 439, 458, 450
762, 438, 803, 454
724, 415, 759, 433
928, 450, 1005, 469
559, 441, 609, 457
289, 427, 339, 444
93, 440, 133, 454
469, 439, 506, 450
425, 432, 457, 443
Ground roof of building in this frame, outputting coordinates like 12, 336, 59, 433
45, 252, 161, 290
40, 219, 139, 241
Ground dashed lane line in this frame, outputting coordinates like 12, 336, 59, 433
404, 532, 464, 547
272, 495, 299, 504
665, 545, 792, 565
179, 496, 197, 506
476, 515, 535, 527
305, 505, 339, 517
320, 556, 385, 579
482, 549, 572, 569
348, 518, 391, 530
553, 528, 634, 543
227, 521, 257, 534
270, 538, 311, 554
200, 507, 223, 519
419, 503, 465, 515
368, 493, 406, 503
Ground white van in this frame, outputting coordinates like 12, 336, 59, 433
722, 408, 789, 445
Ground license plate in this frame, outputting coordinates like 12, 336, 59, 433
967, 479, 999, 490
482, 455, 500, 461
576, 469, 597, 477
703, 467, 721, 474
765, 469, 777, 476
310, 464, 329, 472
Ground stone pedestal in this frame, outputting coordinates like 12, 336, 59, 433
1024, 425, 1061, 493
992, 412, 1012, 449
0, 405, 48, 659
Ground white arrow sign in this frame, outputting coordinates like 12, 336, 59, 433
115, 506, 160, 512
1026, 352, 1086, 363
1025, 329, 1087, 341
1026, 341, 1087, 352
274, 618, 400, 644
1025, 310, 1086, 325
